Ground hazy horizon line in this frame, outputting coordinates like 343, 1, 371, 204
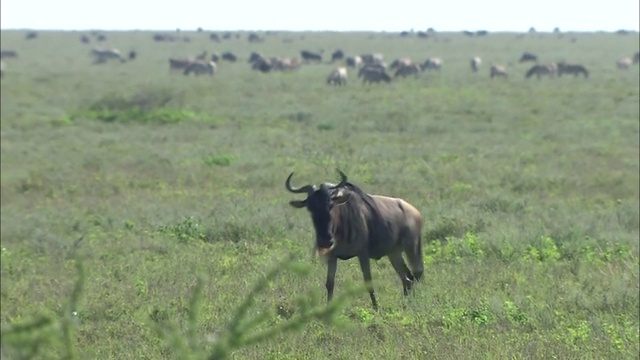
2, 27, 639, 33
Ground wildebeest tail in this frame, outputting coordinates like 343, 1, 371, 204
407, 234, 424, 281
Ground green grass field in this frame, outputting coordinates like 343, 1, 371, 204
1, 29, 639, 359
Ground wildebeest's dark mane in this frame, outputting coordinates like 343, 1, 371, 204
332, 182, 390, 245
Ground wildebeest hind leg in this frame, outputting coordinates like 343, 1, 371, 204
387, 251, 414, 295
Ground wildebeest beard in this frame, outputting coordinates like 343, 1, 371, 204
304, 184, 337, 256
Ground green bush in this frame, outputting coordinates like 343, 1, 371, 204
70, 87, 209, 124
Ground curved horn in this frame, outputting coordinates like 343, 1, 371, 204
331, 169, 348, 189
285, 172, 315, 194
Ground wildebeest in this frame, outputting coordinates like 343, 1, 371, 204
471, 56, 481, 73
616, 57, 633, 69
251, 56, 273, 73
169, 58, 194, 71
272, 57, 300, 71
331, 50, 345, 62
327, 67, 348, 86
91, 47, 125, 64
422, 57, 442, 71
359, 65, 392, 84
248, 33, 263, 43
128, 51, 137, 61
490, 64, 508, 78
389, 58, 412, 70
285, 170, 424, 310
519, 52, 538, 63
249, 52, 264, 63
80, 35, 90, 44
250, 54, 298, 73
0, 50, 18, 59
26, 31, 38, 40
183, 61, 217, 76
345, 56, 362, 68
301, 50, 322, 62
209, 33, 220, 42
557, 62, 589, 78
153, 34, 177, 42
211, 53, 220, 62
394, 63, 421, 78
195, 51, 208, 61
222, 52, 237, 62
361, 53, 384, 65
525, 63, 557, 79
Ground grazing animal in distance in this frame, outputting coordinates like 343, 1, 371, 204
358, 63, 390, 84
519, 52, 538, 63
361, 53, 384, 65
169, 58, 194, 71
248, 33, 263, 43
525, 63, 557, 79
251, 56, 273, 73
331, 49, 345, 62
389, 57, 412, 70
361, 68, 391, 84
272, 57, 300, 71
196, 51, 208, 61
346, 56, 362, 68
0, 50, 18, 59
183, 61, 216, 76
471, 56, 481, 73
301, 50, 323, 62
91, 47, 125, 64
222, 52, 237, 62
616, 57, 633, 69
248, 52, 264, 63
557, 62, 588, 78
422, 57, 442, 71
490, 64, 508, 78
394, 63, 421, 78
327, 67, 348, 86
286, 170, 424, 310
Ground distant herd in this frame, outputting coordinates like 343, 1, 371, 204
0, 30, 638, 84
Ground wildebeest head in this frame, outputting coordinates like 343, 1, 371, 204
286, 170, 349, 255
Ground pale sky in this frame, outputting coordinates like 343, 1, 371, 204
1, 0, 639, 32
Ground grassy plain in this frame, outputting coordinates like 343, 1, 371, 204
1, 29, 639, 359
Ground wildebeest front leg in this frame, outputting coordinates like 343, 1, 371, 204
358, 255, 379, 310
325, 257, 337, 303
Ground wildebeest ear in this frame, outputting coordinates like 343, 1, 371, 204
332, 192, 351, 205
289, 200, 307, 208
